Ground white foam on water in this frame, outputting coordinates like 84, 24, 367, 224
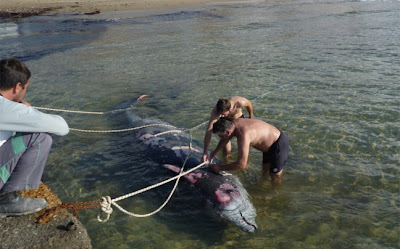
0, 23, 19, 38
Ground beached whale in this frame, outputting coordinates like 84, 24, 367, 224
124, 105, 257, 233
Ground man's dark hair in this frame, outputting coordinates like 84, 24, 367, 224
212, 118, 233, 133
0, 58, 31, 90
216, 99, 231, 114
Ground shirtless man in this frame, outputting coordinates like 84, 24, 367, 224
208, 118, 289, 184
202, 96, 253, 163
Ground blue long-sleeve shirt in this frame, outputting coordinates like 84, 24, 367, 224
0, 96, 69, 147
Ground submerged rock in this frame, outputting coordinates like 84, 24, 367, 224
0, 183, 92, 249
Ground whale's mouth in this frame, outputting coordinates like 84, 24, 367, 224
239, 211, 258, 232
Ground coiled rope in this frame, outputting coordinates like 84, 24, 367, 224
98, 162, 207, 222
97, 132, 200, 222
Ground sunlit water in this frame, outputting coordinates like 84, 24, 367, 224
1, 0, 399, 248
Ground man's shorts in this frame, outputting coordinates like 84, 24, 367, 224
262, 131, 289, 173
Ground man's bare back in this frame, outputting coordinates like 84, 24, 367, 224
208, 117, 289, 181
233, 118, 280, 153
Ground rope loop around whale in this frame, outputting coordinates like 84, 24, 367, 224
97, 161, 207, 222
98, 133, 197, 222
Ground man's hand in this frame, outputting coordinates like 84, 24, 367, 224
209, 163, 221, 173
201, 153, 209, 163
20, 100, 31, 107
209, 151, 217, 161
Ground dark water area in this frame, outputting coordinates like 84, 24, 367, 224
1, 0, 399, 248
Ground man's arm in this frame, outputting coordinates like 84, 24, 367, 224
209, 136, 231, 160
0, 100, 69, 136
202, 128, 213, 162
245, 100, 254, 119
202, 110, 220, 162
210, 135, 249, 172
235, 97, 254, 119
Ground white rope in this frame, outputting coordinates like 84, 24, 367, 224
32, 95, 147, 115
153, 129, 185, 137
33, 106, 106, 115
98, 133, 195, 221
33, 106, 136, 115
69, 123, 177, 133
187, 120, 208, 132
69, 125, 203, 135
97, 161, 207, 222
252, 82, 295, 101
94, 123, 207, 222
35, 82, 292, 134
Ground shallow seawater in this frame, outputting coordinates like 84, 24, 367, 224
1, 0, 399, 248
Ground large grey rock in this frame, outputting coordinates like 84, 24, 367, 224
0, 183, 92, 249
0, 212, 91, 249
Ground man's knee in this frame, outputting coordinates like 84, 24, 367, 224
30, 133, 53, 152
39, 134, 53, 154
40, 133, 53, 147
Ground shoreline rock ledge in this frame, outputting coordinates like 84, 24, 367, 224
0, 183, 92, 249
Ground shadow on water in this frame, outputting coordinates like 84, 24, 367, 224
0, 10, 224, 63
0, 14, 115, 61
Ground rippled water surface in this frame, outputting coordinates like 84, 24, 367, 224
1, 0, 399, 248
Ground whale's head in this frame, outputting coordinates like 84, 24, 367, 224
213, 177, 257, 233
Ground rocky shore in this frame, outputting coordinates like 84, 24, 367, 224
0, 7, 59, 19
0, 0, 238, 19
0, 183, 92, 249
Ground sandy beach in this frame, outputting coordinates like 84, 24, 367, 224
0, 0, 238, 17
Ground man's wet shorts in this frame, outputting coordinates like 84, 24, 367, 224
262, 131, 289, 173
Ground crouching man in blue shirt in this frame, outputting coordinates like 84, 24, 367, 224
0, 58, 69, 217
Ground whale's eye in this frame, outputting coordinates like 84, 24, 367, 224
215, 189, 231, 204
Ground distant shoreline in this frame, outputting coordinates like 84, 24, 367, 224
0, 0, 239, 18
